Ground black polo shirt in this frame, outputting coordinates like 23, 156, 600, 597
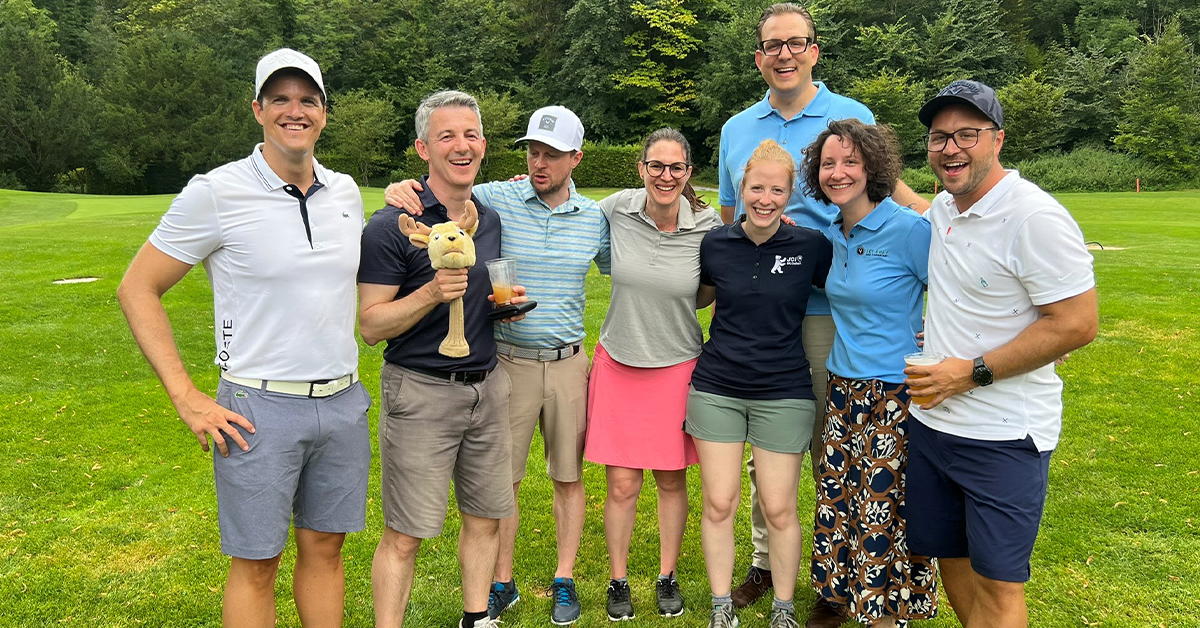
691, 221, 833, 400
358, 176, 502, 371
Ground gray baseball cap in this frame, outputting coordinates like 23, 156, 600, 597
918, 80, 1004, 129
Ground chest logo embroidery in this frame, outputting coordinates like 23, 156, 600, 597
771, 254, 804, 274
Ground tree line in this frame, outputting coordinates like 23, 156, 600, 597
1, 0, 1198, 194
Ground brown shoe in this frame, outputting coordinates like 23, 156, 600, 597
805, 597, 849, 628
731, 565, 772, 609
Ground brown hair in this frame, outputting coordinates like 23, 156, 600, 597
801, 119, 902, 205
641, 127, 709, 211
741, 139, 797, 198
756, 3, 817, 43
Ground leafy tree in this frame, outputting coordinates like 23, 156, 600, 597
845, 69, 928, 162
555, 0, 639, 141
917, 0, 1023, 86
694, 2, 761, 165
1114, 19, 1200, 175
1056, 44, 1122, 149
319, 90, 398, 186
996, 71, 1065, 163
475, 91, 523, 148
0, 0, 96, 191
610, 0, 705, 129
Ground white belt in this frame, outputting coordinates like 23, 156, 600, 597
220, 370, 359, 398
496, 341, 581, 362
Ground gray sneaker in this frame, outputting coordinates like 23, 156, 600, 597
708, 603, 739, 628
550, 577, 581, 625
487, 580, 519, 619
606, 579, 635, 621
768, 606, 799, 628
656, 572, 684, 617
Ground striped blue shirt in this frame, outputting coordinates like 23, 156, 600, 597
473, 179, 610, 349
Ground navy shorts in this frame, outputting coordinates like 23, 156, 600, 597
906, 417, 1052, 583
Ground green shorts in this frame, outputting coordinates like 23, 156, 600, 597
684, 387, 816, 454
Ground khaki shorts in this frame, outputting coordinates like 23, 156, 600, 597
499, 347, 589, 483
378, 363, 515, 538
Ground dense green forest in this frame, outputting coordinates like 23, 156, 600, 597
1, 0, 1198, 193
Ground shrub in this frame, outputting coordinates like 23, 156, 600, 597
1013, 147, 1187, 192
900, 166, 939, 195
390, 142, 644, 189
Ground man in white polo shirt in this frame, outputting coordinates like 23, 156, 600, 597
904, 80, 1098, 628
117, 49, 370, 627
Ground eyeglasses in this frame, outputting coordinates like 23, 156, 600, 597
925, 127, 999, 151
642, 160, 690, 178
758, 37, 813, 56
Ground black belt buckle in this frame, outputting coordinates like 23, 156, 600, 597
452, 368, 491, 384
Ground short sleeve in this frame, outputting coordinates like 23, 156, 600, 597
148, 176, 222, 265
1011, 207, 1095, 306
904, 215, 932, 286
473, 181, 499, 208
593, 223, 612, 276
699, 232, 716, 286
598, 190, 624, 220
357, 207, 411, 286
718, 128, 735, 207
812, 233, 833, 290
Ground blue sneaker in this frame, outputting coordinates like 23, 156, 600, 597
550, 577, 581, 625
487, 580, 519, 619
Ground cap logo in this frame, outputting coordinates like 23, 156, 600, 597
941, 80, 980, 97
538, 115, 558, 131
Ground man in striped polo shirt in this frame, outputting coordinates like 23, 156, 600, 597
385, 105, 609, 625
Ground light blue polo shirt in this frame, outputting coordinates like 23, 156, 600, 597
473, 179, 610, 349
822, 197, 931, 384
718, 83, 874, 315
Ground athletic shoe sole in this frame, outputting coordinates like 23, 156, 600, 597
607, 613, 636, 622
659, 608, 684, 617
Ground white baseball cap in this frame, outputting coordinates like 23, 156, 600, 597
517, 106, 585, 152
255, 48, 326, 101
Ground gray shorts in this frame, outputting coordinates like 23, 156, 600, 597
378, 363, 515, 538
213, 379, 372, 559
685, 387, 817, 454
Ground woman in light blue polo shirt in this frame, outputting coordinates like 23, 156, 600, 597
800, 119, 938, 627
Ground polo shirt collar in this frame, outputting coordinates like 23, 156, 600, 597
249, 143, 326, 192
757, 82, 832, 121
415, 175, 487, 222
832, 197, 901, 232
618, 188, 699, 231
955, 169, 1021, 218
728, 215, 795, 243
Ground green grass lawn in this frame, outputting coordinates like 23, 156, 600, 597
0, 186, 1196, 627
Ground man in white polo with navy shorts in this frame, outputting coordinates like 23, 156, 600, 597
904, 79, 1099, 628
117, 49, 370, 627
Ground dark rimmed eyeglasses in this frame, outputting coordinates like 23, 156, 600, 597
758, 37, 813, 56
642, 160, 690, 178
925, 127, 999, 151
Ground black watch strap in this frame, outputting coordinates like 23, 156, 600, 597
972, 356, 994, 387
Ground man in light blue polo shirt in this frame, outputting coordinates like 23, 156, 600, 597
716, 2, 932, 612
384, 106, 609, 625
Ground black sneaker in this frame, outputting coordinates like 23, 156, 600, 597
606, 579, 635, 621
656, 572, 684, 617
487, 580, 519, 620
550, 577, 581, 625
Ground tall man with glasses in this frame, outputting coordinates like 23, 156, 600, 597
715, 4, 931, 623
382, 106, 610, 625
904, 79, 1098, 628
118, 48, 371, 628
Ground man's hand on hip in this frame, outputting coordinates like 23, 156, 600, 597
173, 387, 255, 457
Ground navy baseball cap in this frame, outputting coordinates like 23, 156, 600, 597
918, 80, 1004, 129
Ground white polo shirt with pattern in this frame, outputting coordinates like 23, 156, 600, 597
911, 170, 1095, 451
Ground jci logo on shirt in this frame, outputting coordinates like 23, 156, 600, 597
857, 246, 889, 258
771, 254, 804, 274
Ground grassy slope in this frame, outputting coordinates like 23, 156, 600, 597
0, 188, 1196, 627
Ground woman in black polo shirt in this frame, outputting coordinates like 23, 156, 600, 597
684, 139, 832, 628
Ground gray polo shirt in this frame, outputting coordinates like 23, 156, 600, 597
597, 188, 723, 368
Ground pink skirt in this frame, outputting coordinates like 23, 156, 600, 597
584, 343, 699, 470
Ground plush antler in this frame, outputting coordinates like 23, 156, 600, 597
398, 214, 433, 247
454, 200, 479, 236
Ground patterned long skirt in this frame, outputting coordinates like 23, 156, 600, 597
810, 375, 938, 625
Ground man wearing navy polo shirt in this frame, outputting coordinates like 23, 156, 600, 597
359, 90, 525, 628
717, 3, 930, 609
904, 80, 1098, 628
118, 49, 370, 627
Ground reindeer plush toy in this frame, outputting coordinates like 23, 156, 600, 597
398, 201, 478, 358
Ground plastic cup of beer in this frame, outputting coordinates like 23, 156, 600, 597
903, 351, 945, 405
485, 258, 518, 306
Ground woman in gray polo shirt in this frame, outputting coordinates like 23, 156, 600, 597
583, 127, 722, 620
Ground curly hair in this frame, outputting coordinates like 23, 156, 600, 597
801, 119, 902, 205
741, 139, 797, 199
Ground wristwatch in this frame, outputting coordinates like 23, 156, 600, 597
972, 356, 994, 387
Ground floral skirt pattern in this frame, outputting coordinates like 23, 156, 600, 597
810, 375, 938, 624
